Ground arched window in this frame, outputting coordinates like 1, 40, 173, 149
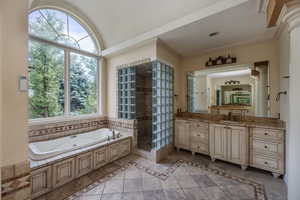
28, 8, 101, 120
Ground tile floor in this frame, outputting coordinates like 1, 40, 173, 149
36, 151, 287, 200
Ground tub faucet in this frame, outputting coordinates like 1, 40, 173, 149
112, 129, 116, 139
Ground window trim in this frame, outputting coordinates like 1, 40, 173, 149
29, 113, 102, 126
28, 7, 104, 125
28, 37, 102, 125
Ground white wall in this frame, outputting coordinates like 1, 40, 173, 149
287, 24, 300, 200
1, 0, 28, 166
0, 3, 3, 199
156, 40, 181, 111
106, 40, 157, 118
278, 26, 290, 183
278, 27, 290, 122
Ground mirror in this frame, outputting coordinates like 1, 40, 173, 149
187, 63, 270, 117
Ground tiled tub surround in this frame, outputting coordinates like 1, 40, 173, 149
30, 135, 132, 199
28, 117, 108, 142
1, 160, 31, 200
175, 113, 285, 178
107, 118, 138, 148
29, 117, 137, 143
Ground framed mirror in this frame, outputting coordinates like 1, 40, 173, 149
186, 63, 270, 117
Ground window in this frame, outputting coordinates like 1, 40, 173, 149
28, 8, 100, 120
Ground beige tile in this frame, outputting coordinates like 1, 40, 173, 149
1, 165, 15, 181
82, 183, 105, 196
202, 186, 230, 200
183, 187, 208, 200
164, 188, 186, 200
175, 175, 198, 189
124, 168, 142, 179
79, 195, 100, 200
122, 192, 144, 200
143, 190, 166, 200
14, 161, 30, 177
101, 193, 122, 200
102, 179, 124, 194
124, 178, 143, 192
160, 177, 181, 190
142, 177, 162, 191
2, 186, 30, 200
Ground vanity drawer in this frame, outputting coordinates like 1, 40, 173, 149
252, 139, 279, 154
251, 128, 283, 140
250, 154, 282, 173
190, 132, 208, 143
190, 142, 209, 154
188, 121, 209, 128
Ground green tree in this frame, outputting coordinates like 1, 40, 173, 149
28, 41, 64, 118
70, 53, 97, 115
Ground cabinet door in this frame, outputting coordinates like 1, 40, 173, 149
119, 139, 131, 157
76, 152, 93, 177
94, 147, 108, 169
31, 166, 52, 199
52, 158, 75, 188
210, 125, 226, 160
109, 143, 120, 162
227, 126, 248, 165
175, 120, 190, 150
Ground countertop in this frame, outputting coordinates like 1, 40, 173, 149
176, 117, 285, 130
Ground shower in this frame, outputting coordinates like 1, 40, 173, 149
117, 60, 174, 151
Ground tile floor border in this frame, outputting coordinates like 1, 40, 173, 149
63, 157, 267, 200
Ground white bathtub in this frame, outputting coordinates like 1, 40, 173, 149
29, 128, 119, 161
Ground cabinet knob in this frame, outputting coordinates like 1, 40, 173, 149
264, 145, 268, 149
264, 133, 268, 136
264, 161, 268, 165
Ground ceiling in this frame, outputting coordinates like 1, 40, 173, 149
29, 0, 276, 57
62, 0, 222, 48
159, 0, 276, 56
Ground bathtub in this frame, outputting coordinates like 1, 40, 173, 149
29, 128, 119, 161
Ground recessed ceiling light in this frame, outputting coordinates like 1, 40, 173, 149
209, 32, 219, 37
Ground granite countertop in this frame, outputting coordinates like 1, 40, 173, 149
176, 116, 285, 130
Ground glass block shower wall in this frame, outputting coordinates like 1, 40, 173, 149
118, 61, 174, 151
118, 66, 136, 120
152, 61, 174, 150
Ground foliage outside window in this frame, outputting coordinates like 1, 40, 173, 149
28, 9, 99, 120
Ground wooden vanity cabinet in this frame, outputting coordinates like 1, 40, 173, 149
250, 127, 284, 177
175, 119, 209, 155
175, 118, 285, 176
210, 124, 249, 170
175, 120, 190, 151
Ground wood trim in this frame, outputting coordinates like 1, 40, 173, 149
267, 0, 287, 27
